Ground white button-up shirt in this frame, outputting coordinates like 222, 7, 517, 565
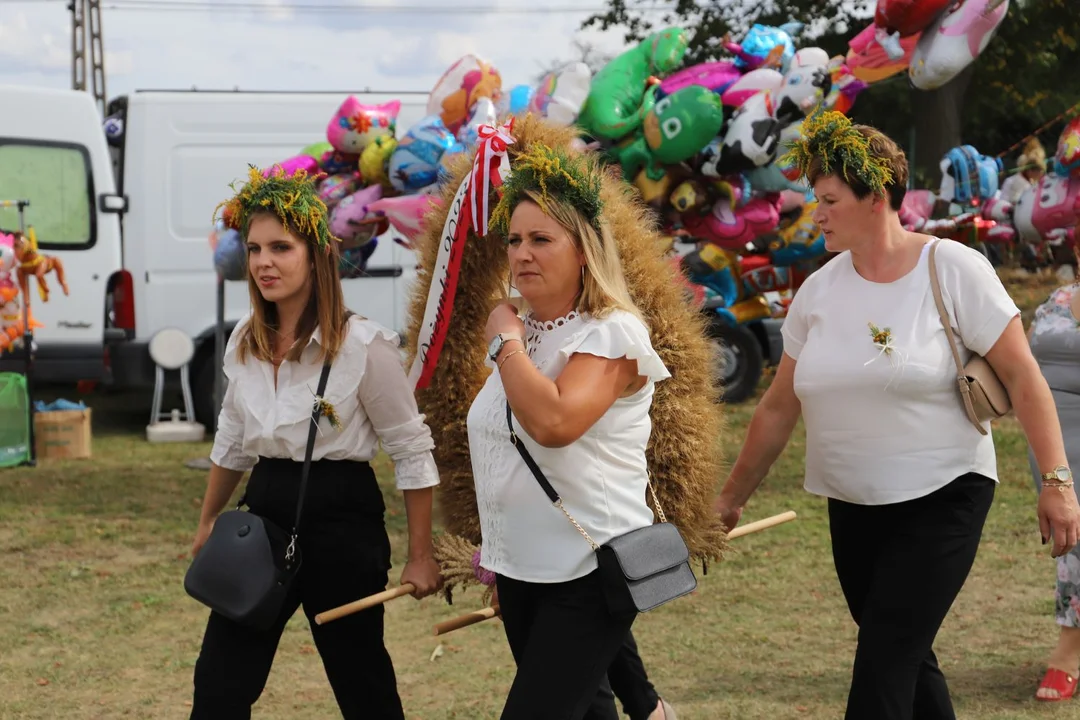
210, 312, 440, 491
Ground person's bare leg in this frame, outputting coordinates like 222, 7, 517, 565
1038, 627, 1080, 700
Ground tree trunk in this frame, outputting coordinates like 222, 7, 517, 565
912, 63, 977, 187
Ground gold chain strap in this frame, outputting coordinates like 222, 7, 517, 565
553, 474, 669, 554
508, 404, 669, 552
555, 499, 600, 551
647, 473, 668, 524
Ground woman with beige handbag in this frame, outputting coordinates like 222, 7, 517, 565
713, 111, 1080, 720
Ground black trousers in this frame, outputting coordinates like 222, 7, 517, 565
190, 458, 401, 720
496, 571, 638, 720
609, 631, 660, 720
829, 472, 995, 720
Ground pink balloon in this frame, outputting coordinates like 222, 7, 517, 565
658, 61, 741, 98
262, 155, 320, 178
326, 97, 401, 154
779, 190, 806, 213
1031, 174, 1080, 239
846, 21, 920, 84
329, 184, 386, 249
368, 194, 444, 245
720, 68, 784, 108
682, 194, 782, 250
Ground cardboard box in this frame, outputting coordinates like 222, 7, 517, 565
34, 408, 92, 460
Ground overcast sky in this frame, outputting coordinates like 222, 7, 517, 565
0, 0, 643, 101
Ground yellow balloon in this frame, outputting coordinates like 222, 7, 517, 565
776, 201, 819, 250
359, 136, 398, 188
633, 169, 672, 206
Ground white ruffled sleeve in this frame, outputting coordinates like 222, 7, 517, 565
557, 310, 671, 383
354, 320, 441, 491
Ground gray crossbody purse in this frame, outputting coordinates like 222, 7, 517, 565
506, 401, 697, 614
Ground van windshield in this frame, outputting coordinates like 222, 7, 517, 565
0, 141, 93, 248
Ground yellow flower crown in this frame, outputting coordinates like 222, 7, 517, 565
214, 166, 338, 250
782, 110, 895, 197
489, 143, 604, 235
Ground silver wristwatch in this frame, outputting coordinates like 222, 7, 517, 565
487, 333, 522, 362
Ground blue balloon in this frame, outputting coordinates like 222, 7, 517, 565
737, 23, 799, 72
507, 84, 534, 115
388, 115, 458, 193
213, 228, 247, 281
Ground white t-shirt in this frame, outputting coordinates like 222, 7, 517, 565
466, 309, 671, 583
782, 238, 1020, 505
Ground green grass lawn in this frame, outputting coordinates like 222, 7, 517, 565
0, 268, 1074, 719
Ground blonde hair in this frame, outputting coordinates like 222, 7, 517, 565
235, 210, 348, 366
517, 189, 644, 323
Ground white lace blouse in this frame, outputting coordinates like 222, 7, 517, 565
210, 313, 440, 491
466, 309, 672, 583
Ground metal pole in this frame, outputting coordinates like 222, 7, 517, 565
213, 273, 225, 423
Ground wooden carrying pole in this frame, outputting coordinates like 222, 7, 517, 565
314, 583, 415, 625
433, 604, 501, 636
432, 510, 798, 636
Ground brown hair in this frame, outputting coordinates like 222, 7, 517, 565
805, 124, 910, 211
235, 210, 348, 365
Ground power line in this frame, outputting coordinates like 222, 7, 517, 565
0, 0, 679, 12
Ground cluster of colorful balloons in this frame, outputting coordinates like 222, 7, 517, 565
847, 0, 1010, 90
209, 53, 595, 279
897, 118, 1080, 266
487, 22, 867, 318
986, 117, 1080, 249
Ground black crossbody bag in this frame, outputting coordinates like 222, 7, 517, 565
506, 401, 697, 614
183, 361, 332, 631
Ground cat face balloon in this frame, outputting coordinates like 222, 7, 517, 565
326, 97, 400, 154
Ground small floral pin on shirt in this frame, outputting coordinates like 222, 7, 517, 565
313, 395, 342, 431
867, 322, 895, 358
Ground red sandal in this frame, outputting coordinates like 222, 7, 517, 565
1036, 668, 1078, 702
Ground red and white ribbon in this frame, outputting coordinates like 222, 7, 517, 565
407, 119, 517, 390
467, 118, 516, 238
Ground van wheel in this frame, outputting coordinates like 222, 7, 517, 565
192, 352, 223, 433
706, 316, 764, 404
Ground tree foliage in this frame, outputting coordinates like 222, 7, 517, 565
582, 0, 1080, 186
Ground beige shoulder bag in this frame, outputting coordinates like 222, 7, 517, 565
927, 240, 1011, 435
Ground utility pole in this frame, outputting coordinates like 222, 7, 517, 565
69, 0, 107, 117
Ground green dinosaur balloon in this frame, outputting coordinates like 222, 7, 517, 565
576, 26, 689, 142
607, 86, 726, 182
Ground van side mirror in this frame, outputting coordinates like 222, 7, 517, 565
99, 194, 128, 214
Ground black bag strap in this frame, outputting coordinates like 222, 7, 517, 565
505, 400, 669, 542
505, 401, 600, 549
286, 361, 332, 559
506, 400, 560, 504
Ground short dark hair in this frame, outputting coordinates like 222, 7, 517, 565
806, 125, 909, 211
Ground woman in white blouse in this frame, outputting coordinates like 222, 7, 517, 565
714, 114, 1080, 720
189, 169, 442, 720
468, 146, 673, 720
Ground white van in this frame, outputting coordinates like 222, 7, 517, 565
0, 86, 430, 427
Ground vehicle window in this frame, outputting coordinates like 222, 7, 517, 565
0, 142, 93, 248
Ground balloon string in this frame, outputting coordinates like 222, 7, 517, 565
994, 99, 1080, 160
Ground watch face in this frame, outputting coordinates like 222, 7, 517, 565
488, 336, 502, 359
1057, 466, 1073, 482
